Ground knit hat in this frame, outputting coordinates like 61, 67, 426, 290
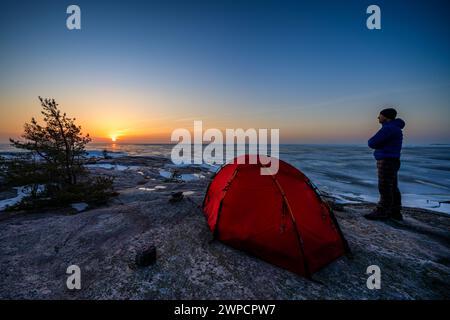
380, 108, 397, 120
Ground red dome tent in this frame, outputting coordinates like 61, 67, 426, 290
202, 155, 350, 278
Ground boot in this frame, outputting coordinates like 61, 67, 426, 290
390, 210, 403, 221
364, 209, 389, 221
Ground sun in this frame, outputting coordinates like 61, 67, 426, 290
111, 136, 117, 142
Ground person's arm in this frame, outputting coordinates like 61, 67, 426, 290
368, 126, 393, 149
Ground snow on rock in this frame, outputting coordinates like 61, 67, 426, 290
71, 202, 89, 212
0, 185, 45, 211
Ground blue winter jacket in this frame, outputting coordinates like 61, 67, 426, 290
368, 118, 405, 160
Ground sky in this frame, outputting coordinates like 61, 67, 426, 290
0, 0, 449, 144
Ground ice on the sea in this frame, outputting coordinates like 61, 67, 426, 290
3, 144, 450, 215
138, 187, 156, 192
86, 163, 129, 171
85, 150, 128, 159
331, 191, 450, 214
181, 173, 206, 181
329, 193, 364, 204
159, 170, 205, 182
165, 162, 219, 173
400, 195, 450, 215
137, 185, 166, 192
159, 170, 172, 179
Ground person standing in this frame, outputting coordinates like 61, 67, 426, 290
365, 108, 405, 221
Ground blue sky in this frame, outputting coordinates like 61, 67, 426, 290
0, 0, 449, 143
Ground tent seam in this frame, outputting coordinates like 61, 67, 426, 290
213, 166, 240, 238
263, 165, 312, 278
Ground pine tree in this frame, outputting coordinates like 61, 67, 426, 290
10, 97, 91, 185
1, 97, 114, 210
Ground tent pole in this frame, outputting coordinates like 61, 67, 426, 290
202, 162, 229, 209
213, 167, 240, 239
267, 171, 312, 279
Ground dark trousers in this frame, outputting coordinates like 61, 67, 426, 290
376, 158, 401, 214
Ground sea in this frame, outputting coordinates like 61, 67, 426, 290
1, 143, 449, 214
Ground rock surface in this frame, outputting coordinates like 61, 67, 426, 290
0, 156, 449, 299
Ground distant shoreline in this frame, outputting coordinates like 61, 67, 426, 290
2, 142, 450, 148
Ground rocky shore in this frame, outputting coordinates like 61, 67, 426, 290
0, 156, 449, 299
